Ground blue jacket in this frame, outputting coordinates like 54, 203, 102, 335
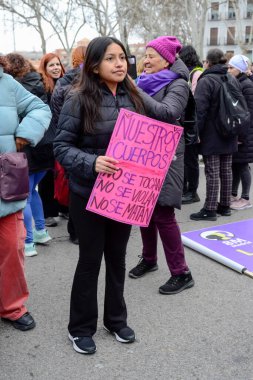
0, 68, 51, 217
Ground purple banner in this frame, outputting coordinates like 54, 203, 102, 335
182, 219, 253, 272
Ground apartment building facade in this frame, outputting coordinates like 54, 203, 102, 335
203, 0, 253, 60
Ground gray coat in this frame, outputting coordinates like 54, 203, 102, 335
139, 58, 189, 209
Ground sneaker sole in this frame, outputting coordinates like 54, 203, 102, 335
103, 326, 135, 343
230, 204, 252, 210
25, 251, 38, 257
34, 237, 52, 244
159, 279, 195, 295
182, 198, 200, 204
45, 222, 58, 227
190, 216, 217, 221
68, 333, 96, 354
128, 265, 158, 279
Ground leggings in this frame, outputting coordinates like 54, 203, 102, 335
232, 162, 251, 200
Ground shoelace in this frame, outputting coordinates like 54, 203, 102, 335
73, 337, 83, 342
166, 276, 181, 286
136, 256, 149, 270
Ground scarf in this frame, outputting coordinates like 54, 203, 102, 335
137, 69, 180, 96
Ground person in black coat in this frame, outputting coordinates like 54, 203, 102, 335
50, 45, 87, 244
227, 54, 253, 210
37, 53, 65, 227
54, 37, 145, 354
190, 48, 238, 221
179, 45, 203, 204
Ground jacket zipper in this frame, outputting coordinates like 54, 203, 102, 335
114, 95, 120, 114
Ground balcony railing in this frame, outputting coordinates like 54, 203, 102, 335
245, 11, 253, 18
224, 11, 236, 20
208, 13, 221, 21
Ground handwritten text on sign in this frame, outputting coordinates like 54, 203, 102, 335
86, 109, 183, 226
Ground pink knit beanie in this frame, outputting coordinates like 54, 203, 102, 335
146, 36, 182, 65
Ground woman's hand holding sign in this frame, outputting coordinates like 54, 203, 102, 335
95, 156, 119, 174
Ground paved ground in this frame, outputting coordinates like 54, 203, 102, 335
1, 165, 253, 380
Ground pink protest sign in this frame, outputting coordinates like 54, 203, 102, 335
86, 109, 183, 226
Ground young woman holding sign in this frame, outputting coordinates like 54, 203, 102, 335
129, 36, 195, 295
54, 37, 144, 354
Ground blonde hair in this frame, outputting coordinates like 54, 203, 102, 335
137, 57, 145, 76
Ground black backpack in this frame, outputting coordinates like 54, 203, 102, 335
207, 73, 250, 138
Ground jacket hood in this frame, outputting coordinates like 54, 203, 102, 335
201, 64, 227, 78
238, 72, 249, 83
17, 72, 43, 86
170, 58, 189, 81
59, 67, 80, 86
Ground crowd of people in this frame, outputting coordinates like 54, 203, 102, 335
0, 34, 252, 355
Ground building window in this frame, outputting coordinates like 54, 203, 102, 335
210, 28, 218, 45
227, 27, 235, 45
211, 2, 220, 20
228, 1, 236, 19
245, 26, 253, 43
247, 0, 253, 18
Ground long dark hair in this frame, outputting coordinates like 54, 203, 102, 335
179, 45, 202, 68
75, 36, 145, 133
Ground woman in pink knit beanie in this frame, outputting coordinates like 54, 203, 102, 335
129, 36, 195, 295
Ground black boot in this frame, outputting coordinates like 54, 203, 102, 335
217, 203, 231, 216
182, 192, 200, 204
190, 208, 217, 221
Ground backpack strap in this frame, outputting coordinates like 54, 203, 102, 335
189, 67, 204, 83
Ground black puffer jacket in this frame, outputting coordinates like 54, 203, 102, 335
16, 72, 54, 173
54, 83, 137, 199
233, 73, 253, 163
195, 64, 238, 156
138, 58, 189, 209
17, 72, 48, 104
51, 67, 81, 129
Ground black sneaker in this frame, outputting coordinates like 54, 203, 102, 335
104, 326, 135, 343
68, 333, 96, 354
190, 208, 217, 221
129, 257, 158, 279
216, 203, 231, 216
159, 272, 195, 295
1, 312, 36, 331
182, 192, 200, 204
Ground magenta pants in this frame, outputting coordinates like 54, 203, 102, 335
140, 204, 189, 276
0, 211, 29, 320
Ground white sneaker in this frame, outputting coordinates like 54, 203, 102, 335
230, 198, 252, 210
25, 243, 38, 257
230, 195, 239, 203
45, 217, 58, 227
33, 229, 52, 244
